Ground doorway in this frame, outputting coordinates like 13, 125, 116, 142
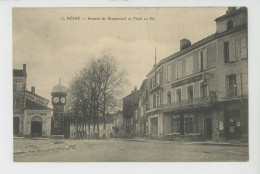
205, 116, 212, 140
31, 116, 42, 137
225, 110, 241, 140
13, 117, 19, 136
150, 117, 158, 135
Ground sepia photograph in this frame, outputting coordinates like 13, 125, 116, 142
12, 7, 249, 162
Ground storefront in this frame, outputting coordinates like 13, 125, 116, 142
223, 99, 248, 142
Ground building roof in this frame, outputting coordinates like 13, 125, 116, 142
146, 34, 216, 76
123, 89, 141, 101
26, 90, 49, 103
25, 90, 51, 110
146, 7, 247, 77
215, 7, 247, 22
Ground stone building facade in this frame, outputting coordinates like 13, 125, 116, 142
144, 7, 248, 142
13, 64, 52, 138
122, 87, 141, 137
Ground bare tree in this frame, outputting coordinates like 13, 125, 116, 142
67, 50, 127, 139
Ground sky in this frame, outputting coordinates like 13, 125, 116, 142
13, 7, 227, 105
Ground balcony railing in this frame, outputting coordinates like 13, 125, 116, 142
160, 96, 217, 111
146, 95, 217, 112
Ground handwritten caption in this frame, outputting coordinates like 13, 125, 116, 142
60, 16, 156, 21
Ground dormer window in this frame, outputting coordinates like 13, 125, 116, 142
227, 20, 233, 30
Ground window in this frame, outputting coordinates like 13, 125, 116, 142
224, 41, 230, 63
184, 115, 194, 134
241, 37, 247, 59
156, 92, 160, 107
152, 76, 155, 88
176, 88, 181, 102
199, 49, 207, 71
14, 81, 24, 92
200, 80, 208, 97
187, 85, 193, 101
156, 70, 161, 85
227, 20, 233, 30
165, 65, 168, 82
15, 99, 23, 109
172, 116, 180, 133
226, 74, 237, 98
199, 51, 203, 72
159, 69, 163, 84
153, 93, 156, 108
186, 56, 193, 75
167, 64, 171, 82
177, 60, 182, 79
167, 91, 171, 104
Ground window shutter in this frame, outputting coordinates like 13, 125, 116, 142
198, 51, 201, 72
241, 37, 247, 59
220, 76, 226, 98
229, 38, 236, 61
168, 64, 171, 81
182, 59, 186, 77
203, 49, 207, 70
186, 57, 190, 75
172, 62, 176, 80
177, 61, 182, 78
163, 66, 167, 83
190, 56, 193, 74
170, 63, 174, 81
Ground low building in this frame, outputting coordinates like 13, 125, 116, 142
69, 111, 123, 139
13, 64, 52, 138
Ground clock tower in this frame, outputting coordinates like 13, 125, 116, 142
51, 79, 68, 136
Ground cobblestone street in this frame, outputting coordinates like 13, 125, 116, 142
13, 138, 248, 162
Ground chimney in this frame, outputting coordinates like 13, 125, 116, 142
23, 64, 26, 71
180, 39, 191, 51
31, 86, 35, 94
134, 86, 137, 91
226, 7, 236, 14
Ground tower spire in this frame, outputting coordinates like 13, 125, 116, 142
59, 78, 61, 84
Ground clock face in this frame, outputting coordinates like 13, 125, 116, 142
53, 97, 59, 103
60, 97, 66, 104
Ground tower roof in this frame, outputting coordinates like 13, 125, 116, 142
51, 79, 68, 95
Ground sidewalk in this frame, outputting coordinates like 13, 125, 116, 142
126, 137, 248, 146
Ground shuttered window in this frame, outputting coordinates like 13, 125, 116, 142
167, 64, 171, 82
177, 61, 182, 79
241, 37, 247, 59
226, 74, 237, 98
224, 41, 229, 63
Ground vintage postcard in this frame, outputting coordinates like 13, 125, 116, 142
12, 7, 248, 162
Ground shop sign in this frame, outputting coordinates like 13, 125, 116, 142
171, 74, 202, 88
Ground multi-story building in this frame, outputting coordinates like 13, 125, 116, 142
13, 64, 27, 136
13, 64, 52, 138
122, 86, 141, 137
135, 79, 148, 135
145, 7, 248, 142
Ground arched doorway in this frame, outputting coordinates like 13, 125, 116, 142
31, 116, 42, 137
